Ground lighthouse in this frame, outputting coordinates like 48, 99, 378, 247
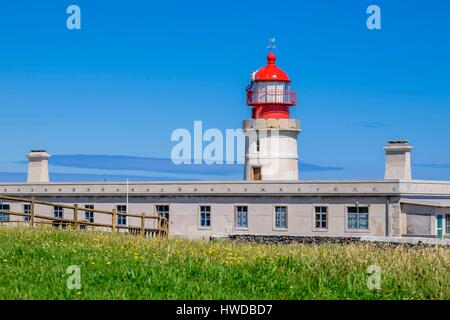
243, 43, 300, 181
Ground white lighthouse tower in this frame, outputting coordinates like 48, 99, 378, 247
244, 44, 300, 181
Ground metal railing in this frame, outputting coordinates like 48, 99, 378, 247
246, 88, 296, 106
0, 195, 168, 238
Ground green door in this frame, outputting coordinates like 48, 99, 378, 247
436, 215, 443, 239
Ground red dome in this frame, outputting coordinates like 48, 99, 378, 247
254, 53, 290, 82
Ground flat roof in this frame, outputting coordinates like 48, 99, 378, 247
400, 198, 450, 207
0, 180, 449, 197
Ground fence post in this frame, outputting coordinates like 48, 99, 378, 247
165, 218, 168, 238
30, 197, 35, 227
158, 217, 162, 238
140, 212, 145, 237
163, 218, 168, 238
73, 204, 78, 230
112, 208, 117, 232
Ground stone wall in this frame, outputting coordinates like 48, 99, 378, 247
224, 234, 450, 246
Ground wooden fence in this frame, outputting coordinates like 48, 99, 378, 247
0, 195, 168, 238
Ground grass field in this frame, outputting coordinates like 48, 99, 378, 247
0, 226, 449, 300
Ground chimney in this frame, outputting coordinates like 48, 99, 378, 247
384, 141, 412, 180
27, 150, 51, 183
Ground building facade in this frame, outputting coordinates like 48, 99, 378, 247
0, 179, 450, 239
1, 53, 449, 239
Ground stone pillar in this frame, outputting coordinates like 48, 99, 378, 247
27, 150, 51, 183
384, 141, 412, 181
390, 201, 403, 237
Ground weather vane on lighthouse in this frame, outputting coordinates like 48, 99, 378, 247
267, 37, 276, 52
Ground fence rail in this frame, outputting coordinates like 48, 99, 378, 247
0, 195, 168, 238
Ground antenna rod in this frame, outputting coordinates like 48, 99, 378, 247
267, 37, 276, 52
126, 178, 129, 217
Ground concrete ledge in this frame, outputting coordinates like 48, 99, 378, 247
2, 180, 450, 197
243, 119, 300, 131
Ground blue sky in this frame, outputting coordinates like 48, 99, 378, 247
0, 0, 449, 181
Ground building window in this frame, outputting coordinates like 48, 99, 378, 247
0, 204, 10, 221
446, 214, 450, 235
274, 206, 288, 229
85, 205, 94, 223
256, 132, 260, 153
23, 204, 31, 222
117, 205, 127, 226
315, 207, 328, 229
200, 206, 211, 228
347, 206, 369, 230
156, 205, 169, 219
235, 206, 248, 229
54, 206, 64, 219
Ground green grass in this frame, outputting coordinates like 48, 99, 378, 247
0, 226, 449, 300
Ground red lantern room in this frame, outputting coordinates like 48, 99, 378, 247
246, 52, 297, 119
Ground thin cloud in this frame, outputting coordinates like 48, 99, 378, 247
48, 155, 242, 176
8, 155, 344, 182
349, 122, 386, 129
47, 155, 344, 173
414, 164, 450, 169
301, 163, 344, 172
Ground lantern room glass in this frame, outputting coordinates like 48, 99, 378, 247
247, 81, 294, 105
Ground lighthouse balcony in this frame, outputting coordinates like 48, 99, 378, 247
243, 118, 300, 131
246, 88, 296, 106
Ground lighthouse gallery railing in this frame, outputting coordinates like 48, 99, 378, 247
246, 88, 296, 105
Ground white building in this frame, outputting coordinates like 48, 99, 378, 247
0, 53, 449, 239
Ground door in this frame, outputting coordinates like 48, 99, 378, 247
436, 215, 443, 239
252, 167, 261, 181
